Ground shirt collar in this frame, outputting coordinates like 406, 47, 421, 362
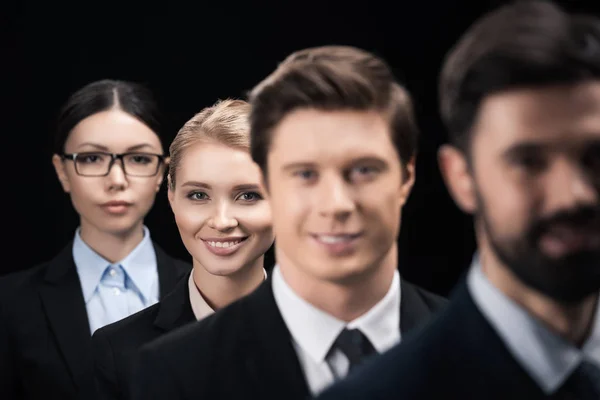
272, 265, 401, 364
72, 226, 157, 303
187, 268, 268, 321
188, 273, 215, 321
467, 254, 600, 394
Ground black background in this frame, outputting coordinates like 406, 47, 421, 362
3, 0, 598, 295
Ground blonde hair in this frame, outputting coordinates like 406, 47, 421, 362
168, 99, 251, 189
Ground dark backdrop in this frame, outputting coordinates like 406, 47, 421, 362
3, 0, 597, 295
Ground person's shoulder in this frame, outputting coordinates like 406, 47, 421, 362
0, 261, 52, 300
140, 293, 252, 370
151, 241, 191, 273
404, 279, 448, 310
154, 293, 248, 346
92, 302, 161, 344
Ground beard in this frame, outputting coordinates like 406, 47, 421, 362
477, 195, 600, 304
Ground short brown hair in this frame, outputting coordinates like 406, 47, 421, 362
440, 0, 600, 152
168, 99, 251, 189
248, 45, 418, 176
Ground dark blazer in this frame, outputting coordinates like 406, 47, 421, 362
91, 271, 195, 400
0, 241, 190, 400
131, 276, 447, 400
315, 282, 565, 400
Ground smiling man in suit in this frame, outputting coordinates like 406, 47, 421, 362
317, 2, 600, 399
131, 45, 447, 400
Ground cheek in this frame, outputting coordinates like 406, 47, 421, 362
270, 187, 309, 229
364, 190, 402, 236
173, 204, 209, 236
477, 174, 534, 235
237, 203, 273, 236
131, 179, 160, 203
67, 177, 99, 208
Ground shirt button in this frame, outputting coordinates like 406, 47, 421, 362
113, 288, 121, 295
109, 268, 117, 277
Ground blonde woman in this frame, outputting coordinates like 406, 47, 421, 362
91, 99, 274, 400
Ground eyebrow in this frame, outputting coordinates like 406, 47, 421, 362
181, 181, 211, 189
180, 182, 262, 191
281, 162, 317, 172
502, 142, 549, 160
232, 184, 261, 192
76, 142, 157, 152
281, 156, 388, 171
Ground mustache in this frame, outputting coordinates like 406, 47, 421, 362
529, 205, 600, 239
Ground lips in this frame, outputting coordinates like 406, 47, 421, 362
100, 201, 132, 215
540, 226, 600, 256
310, 232, 363, 256
312, 233, 362, 243
201, 237, 249, 256
203, 237, 248, 248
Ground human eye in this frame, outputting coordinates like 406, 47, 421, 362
349, 164, 381, 182
77, 153, 104, 164
511, 152, 547, 173
293, 169, 317, 181
237, 192, 263, 203
187, 191, 209, 201
127, 153, 153, 164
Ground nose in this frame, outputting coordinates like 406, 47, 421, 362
207, 201, 238, 231
105, 159, 128, 191
545, 159, 598, 211
317, 174, 356, 220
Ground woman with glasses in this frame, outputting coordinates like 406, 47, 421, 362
0, 79, 190, 400
90, 99, 275, 400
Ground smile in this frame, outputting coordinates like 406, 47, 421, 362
311, 232, 363, 256
206, 239, 244, 248
201, 237, 249, 256
313, 233, 362, 244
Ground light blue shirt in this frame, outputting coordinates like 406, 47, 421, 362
72, 226, 159, 334
467, 254, 600, 394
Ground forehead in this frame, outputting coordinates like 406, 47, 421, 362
268, 108, 399, 165
177, 142, 262, 187
473, 81, 600, 151
66, 109, 161, 151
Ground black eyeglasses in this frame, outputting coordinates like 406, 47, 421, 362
61, 152, 166, 177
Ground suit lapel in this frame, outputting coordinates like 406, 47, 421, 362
244, 279, 311, 399
39, 243, 92, 388
399, 279, 434, 334
153, 271, 195, 332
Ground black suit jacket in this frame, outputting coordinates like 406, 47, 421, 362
91, 271, 195, 400
316, 282, 568, 400
0, 241, 190, 400
131, 276, 447, 400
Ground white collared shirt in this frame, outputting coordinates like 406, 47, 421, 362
73, 226, 159, 334
467, 255, 600, 394
187, 268, 268, 321
272, 265, 401, 395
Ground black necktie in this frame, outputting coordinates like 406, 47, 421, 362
332, 328, 378, 373
560, 360, 600, 400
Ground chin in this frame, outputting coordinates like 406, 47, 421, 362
310, 259, 374, 284
95, 221, 141, 236
203, 264, 247, 277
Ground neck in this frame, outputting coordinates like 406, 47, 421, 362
479, 242, 598, 347
277, 245, 397, 322
192, 255, 265, 310
79, 220, 145, 263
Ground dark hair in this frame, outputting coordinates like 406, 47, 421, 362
54, 79, 164, 154
440, 0, 600, 152
248, 45, 419, 176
